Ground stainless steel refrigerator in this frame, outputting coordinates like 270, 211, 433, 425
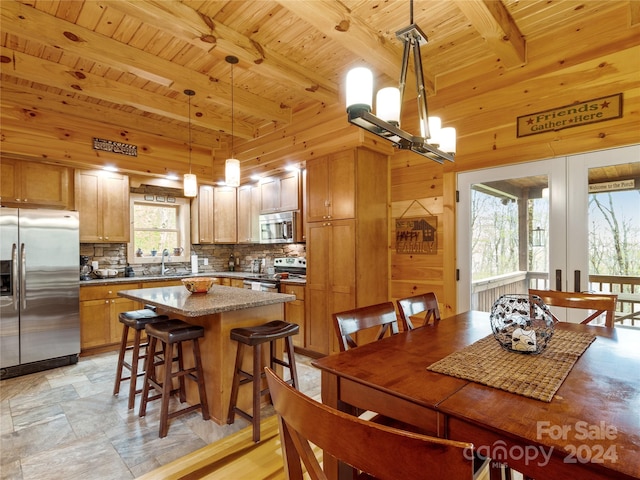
1, 208, 80, 379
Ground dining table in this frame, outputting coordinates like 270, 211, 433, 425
312, 310, 640, 480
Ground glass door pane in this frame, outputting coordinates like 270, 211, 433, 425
568, 147, 640, 326
457, 158, 564, 313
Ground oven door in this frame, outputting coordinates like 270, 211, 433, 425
243, 280, 279, 293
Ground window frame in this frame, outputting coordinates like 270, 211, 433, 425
127, 193, 191, 265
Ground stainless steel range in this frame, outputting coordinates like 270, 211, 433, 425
242, 257, 306, 292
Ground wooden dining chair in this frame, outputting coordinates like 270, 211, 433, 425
529, 289, 618, 327
264, 367, 474, 480
332, 302, 399, 352
396, 292, 441, 330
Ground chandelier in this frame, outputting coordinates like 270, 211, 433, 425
345, 0, 455, 163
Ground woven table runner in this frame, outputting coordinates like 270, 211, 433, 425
427, 329, 596, 402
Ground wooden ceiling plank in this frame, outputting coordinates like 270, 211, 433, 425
0, 84, 222, 146
105, 0, 338, 105
0, 46, 256, 138
454, 0, 526, 68
1, 0, 290, 124
276, 0, 401, 81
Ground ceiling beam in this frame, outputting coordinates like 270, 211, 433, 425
104, 0, 339, 105
0, 85, 221, 147
454, 0, 526, 68
0, 0, 289, 125
0, 46, 255, 139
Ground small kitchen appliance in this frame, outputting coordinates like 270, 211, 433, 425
80, 255, 92, 281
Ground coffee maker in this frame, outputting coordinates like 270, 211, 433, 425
80, 255, 93, 281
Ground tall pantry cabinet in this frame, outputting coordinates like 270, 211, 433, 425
305, 148, 389, 355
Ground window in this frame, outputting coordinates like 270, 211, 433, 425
127, 193, 191, 265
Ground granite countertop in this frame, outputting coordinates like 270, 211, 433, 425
118, 284, 295, 317
81, 271, 306, 286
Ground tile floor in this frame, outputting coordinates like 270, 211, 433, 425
0, 351, 321, 479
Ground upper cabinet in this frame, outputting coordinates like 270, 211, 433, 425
237, 184, 260, 243
75, 169, 130, 243
1, 158, 73, 209
306, 151, 355, 223
191, 185, 237, 244
259, 170, 301, 213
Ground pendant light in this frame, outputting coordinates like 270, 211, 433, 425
225, 55, 240, 187
183, 89, 198, 197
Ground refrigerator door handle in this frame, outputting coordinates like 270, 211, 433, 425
12, 243, 19, 311
20, 242, 26, 310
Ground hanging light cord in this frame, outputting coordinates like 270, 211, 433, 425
410, 0, 414, 24
188, 93, 192, 174
230, 62, 234, 157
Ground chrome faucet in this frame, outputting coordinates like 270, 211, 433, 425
161, 249, 170, 275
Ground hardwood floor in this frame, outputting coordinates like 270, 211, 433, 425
0, 350, 320, 479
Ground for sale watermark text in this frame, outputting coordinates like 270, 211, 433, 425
537, 421, 619, 464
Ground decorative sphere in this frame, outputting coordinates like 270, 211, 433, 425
490, 294, 555, 354
181, 277, 215, 293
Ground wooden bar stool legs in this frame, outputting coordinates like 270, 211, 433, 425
139, 319, 210, 438
227, 320, 299, 443
113, 309, 168, 410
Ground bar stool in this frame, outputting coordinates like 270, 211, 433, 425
227, 320, 299, 443
139, 319, 210, 438
113, 308, 169, 410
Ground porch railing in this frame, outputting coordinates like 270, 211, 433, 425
471, 272, 639, 327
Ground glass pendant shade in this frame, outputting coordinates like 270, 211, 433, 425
183, 173, 198, 197
225, 158, 240, 187
426, 116, 442, 145
346, 67, 373, 112
439, 127, 457, 153
376, 87, 400, 125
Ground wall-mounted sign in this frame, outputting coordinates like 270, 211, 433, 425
589, 179, 635, 193
395, 216, 437, 254
93, 137, 138, 156
517, 93, 622, 137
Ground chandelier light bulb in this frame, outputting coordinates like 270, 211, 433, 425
376, 87, 401, 126
346, 67, 373, 112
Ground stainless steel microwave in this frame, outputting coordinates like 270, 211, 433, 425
259, 212, 298, 244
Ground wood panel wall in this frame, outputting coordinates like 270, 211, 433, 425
1, 3, 638, 315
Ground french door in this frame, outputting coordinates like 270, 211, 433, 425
457, 144, 640, 324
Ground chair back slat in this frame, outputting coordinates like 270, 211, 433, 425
332, 302, 399, 351
529, 289, 617, 327
397, 292, 441, 330
265, 368, 474, 480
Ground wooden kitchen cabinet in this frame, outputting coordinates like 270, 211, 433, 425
1, 158, 73, 209
259, 170, 300, 213
191, 185, 237, 244
79, 283, 142, 353
237, 183, 260, 243
75, 169, 130, 242
305, 147, 388, 355
280, 283, 306, 349
305, 150, 355, 222
306, 220, 356, 354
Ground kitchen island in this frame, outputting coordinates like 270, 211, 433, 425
118, 284, 295, 424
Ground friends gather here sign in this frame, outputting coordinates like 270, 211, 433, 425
517, 94, 622, 137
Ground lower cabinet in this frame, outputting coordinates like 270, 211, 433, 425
280, 283, 306, 349
79, 283, 143, 352
79, 279, 184, 354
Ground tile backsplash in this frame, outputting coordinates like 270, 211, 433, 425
80, 243, 306, 278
